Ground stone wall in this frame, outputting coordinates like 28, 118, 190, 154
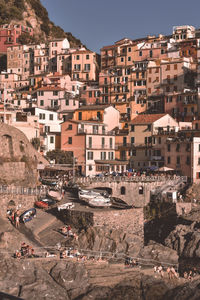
176, 203, 192, 216
81, 180, 167, 207
0, 194, 37, 217
93, 208, 144, 240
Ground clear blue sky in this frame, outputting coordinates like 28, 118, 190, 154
41, 0, 200, 54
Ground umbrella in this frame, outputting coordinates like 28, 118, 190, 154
157, 166, 174, 172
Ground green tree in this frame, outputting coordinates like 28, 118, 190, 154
46, 150, 73, 164
31, 137, 40, 150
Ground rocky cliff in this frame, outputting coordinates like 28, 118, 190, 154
0, 123, 47, 186
0, 0, 83, 47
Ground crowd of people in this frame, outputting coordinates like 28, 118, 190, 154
59, 225, 78, 240
14, 242, 36, 259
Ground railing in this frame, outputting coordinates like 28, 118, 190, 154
0, 185, 46, 196
75, 176, 187, 184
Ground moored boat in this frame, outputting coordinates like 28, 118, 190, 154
47, 190, 63, 201
20, 208, 36, 223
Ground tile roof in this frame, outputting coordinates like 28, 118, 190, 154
130, 114, 166, 125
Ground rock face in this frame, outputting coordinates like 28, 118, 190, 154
0, 123, 47, 185
0, 0, 83, 47
164, 221, 200, 258
76, 226, 143, 257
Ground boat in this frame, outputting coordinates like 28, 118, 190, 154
35, 198, 56, 209
78, 190, 101, 201
88, 196, 112, 208
57, 202, 75, 211
20, 208, 36, 223
47, 190, 63, 201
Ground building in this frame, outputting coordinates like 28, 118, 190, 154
0, 24, 33, 53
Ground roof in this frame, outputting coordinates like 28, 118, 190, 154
72, 50, 93, 54
75, 105, 110, 111
130, 114, 167, 125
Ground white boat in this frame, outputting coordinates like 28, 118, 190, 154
47, 190, 63, 201
89, 196, 112, 208
78, 190, 101, 200
57, 202, 75, 211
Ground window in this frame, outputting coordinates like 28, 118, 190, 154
167, 156, 171, 164
68, 124, 72, 130
128, 56, 131, 61
40, 100, 44, 106
161, 49, 165, 54
147, 124, 151, 131
53, 91, 58, 96
176, 156, 180, 165
84, 64, 90, 71
166, 64, 170, 71
65, 99, 69, 105
199, 144, 200, 152
128, 47, 131, 52
174, 64, 177, 70
68, 137, 72, 144
108, 152, 114, 160
176, 144, 180, 152
167, 144, 171, 152
198, 157, 200, 165
86, 54, 89, 59
139, 51, 142, 56
89, 137, 92, 148
89, 165, 92, 171
121, 57, 124, 62
101, 137, 105, 148
109, 138, 113, 149
49, 114, 53, 121
174, 75, 177, 81
131, 125, 135, 132
149, 50, 153, 58
76, 55, 80, 60
121, 186, 126, 195
131, 137, 135, 144
50, 136, 54, 144
139, 186, 143, 195
100, 152, 106, 160
87, 152, 93, 160
78, 112, 82, 120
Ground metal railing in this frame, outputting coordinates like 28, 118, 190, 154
0, 185, 46, 196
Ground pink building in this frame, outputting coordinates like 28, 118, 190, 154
71, 49, 99, 82
0, 24, 33, 54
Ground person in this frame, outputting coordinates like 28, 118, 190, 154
15, 210, 20, 228
11, 210, 15, 224
158, 265, 164, 278
61, 226, 68, 235
184, 271, 188, 279
167, 267, 171, 279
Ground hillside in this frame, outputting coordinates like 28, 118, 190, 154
0, 0, 83, 47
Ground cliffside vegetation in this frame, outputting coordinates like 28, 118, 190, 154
0, 0, 83, 47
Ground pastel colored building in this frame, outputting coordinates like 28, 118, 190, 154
128, 114, 178, 169
73, 105, 120, 131
0, 24, 33, 53
24, 107, 62, 154
71, 49, 99, 82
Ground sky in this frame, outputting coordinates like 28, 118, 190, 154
41, 0, 200, 54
